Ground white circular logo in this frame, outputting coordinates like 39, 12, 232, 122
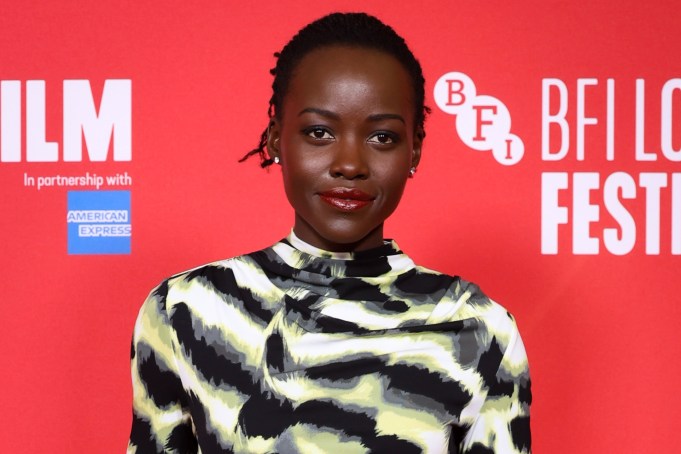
455, 95, 511, 151
434, 72, 476, 115
434, 71, 524, 165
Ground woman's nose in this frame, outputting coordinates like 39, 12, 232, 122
329, 139, 369, 179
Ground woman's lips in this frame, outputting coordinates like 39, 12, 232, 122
318, 188, 374, 211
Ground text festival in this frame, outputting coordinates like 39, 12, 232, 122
541, 78, 680, 256
437, 74, 681, 256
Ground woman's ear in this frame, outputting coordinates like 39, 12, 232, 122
411, 127, 424, 168
266, 120, 281, 161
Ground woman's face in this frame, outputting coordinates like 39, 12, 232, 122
268, 46, 422, 252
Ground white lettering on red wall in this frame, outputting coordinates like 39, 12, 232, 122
436, 72, 681, 255
0, 79, 131, 162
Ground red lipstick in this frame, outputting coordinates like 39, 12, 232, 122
318, 188, 374, 211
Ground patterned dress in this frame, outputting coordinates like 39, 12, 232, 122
127, 233, 531, 453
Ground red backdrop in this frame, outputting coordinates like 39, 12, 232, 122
1, 1, 680, 452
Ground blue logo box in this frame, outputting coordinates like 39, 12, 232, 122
67, 190, 131, 255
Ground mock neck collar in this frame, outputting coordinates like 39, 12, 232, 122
268, 231, 415, 279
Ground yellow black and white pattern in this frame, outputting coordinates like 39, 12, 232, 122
128, 233, 531, 453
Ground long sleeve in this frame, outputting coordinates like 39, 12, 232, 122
127, 281, 198, 454
461, 316, 532, 453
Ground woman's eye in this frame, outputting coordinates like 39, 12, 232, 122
305, 128, 334, 140
368, 132, 397, 145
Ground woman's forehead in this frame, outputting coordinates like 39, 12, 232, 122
285, 46, 415, 111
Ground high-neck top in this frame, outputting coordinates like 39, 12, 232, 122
272, 231, 414, 278
128, 234, 532, 454
251, 232, 464, 333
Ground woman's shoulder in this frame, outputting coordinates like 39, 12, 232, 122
413, 264, 519, 332
143, 245, 275, 309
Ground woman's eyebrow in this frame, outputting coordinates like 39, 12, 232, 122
298, 108, 405, 125
367, 113, 405, 124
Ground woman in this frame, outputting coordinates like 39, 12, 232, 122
128, 12, 531, 454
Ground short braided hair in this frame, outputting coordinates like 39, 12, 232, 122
240, 12, 429, 167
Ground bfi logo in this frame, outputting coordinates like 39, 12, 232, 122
434, 72, 524, 165
0, 79, 131, 162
